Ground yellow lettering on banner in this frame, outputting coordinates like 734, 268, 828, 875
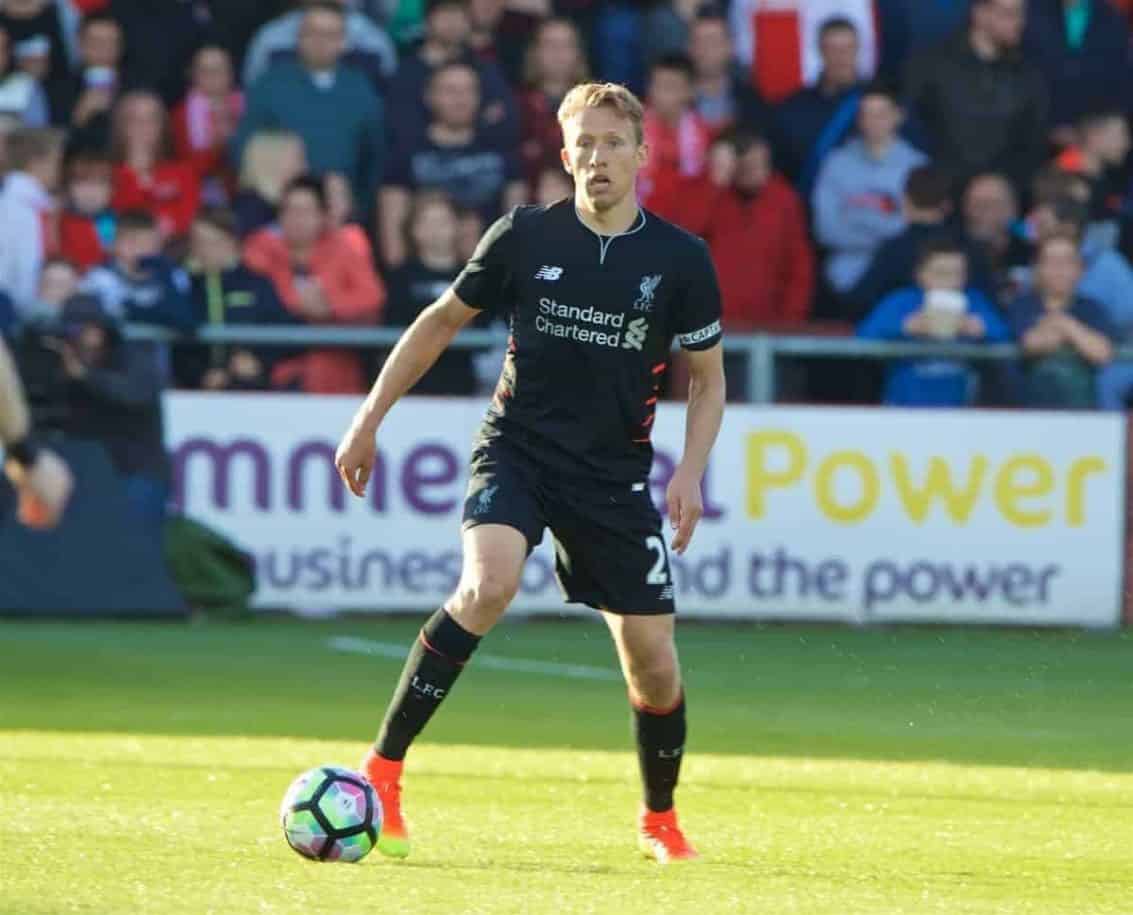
994, 454, 1054, 527
889, 454, 988, 524
1066, 457, 1105, 527
814, 451, 879, 524
746, 431, 807, 519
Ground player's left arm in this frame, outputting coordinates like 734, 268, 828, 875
668, 342, 724, 555
668, 240, 726, 555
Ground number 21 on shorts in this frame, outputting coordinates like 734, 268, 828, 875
645, 535, 670, 585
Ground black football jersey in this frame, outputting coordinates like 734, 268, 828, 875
453, 200, 723, 483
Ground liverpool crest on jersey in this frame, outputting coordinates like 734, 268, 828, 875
634, 274, 662, 311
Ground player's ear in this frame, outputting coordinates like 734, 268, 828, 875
636, 141, 649, 169
559, 146, 571, 175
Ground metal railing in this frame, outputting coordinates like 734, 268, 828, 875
124, 324, 1127, 404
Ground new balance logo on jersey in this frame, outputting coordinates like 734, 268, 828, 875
623, 317, 649, 351
534, 265, 563, 281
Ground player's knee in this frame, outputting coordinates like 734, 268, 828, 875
626, 651, 680, 707
456, 572, 519, 616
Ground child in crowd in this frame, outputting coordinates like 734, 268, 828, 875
81, 209, 194, 330
58, 149, 117, 271
1009, 234, 1116, 409
858, 239, 1010, 406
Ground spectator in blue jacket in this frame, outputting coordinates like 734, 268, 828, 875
813, 82, 926, 296
79, 209, 195, 332
858, 238, 1011, 406
233, 3, 386, 216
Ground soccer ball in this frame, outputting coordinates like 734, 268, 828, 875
280, 766, 382, 862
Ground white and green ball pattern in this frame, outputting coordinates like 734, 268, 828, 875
280, 766, 382, 862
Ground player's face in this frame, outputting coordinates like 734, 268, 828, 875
560, 106, 646, 213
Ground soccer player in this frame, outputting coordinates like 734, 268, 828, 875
0, 337, 73, 527
335, 81, 726, 864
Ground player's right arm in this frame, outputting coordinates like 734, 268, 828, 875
335, 290, 483, 496
0, 337, 73, 527
337, 209, 518, 497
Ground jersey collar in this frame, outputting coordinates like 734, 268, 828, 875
573, 205, 647, 265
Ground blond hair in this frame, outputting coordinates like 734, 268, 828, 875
556, 82, 644, 145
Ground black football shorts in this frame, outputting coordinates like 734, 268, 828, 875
461, 436, 676, 615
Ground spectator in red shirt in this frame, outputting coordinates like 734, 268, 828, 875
58, 148, 117, 272
110, 90, 201, 241
639, 52, 711, 210
171, 45, 244, 207
517, 18, 587, 193
244, 174, 384, 394
662, 128, 814, 329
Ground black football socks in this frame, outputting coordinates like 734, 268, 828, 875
374, 609, 482, 761
632, 692, 687, 813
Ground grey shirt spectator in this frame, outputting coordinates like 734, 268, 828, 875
242, 0, 397, 92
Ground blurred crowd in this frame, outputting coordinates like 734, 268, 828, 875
3, 0, 1133, 424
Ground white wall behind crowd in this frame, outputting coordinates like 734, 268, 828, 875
167, 395, 1126, 628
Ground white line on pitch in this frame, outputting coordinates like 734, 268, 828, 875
326, 636, 622, 682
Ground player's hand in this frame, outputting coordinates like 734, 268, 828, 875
4, 449, 73, 529
666, 463, 703, 556
335, 423, 377, 498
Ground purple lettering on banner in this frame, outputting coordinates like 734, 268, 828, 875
748, 552, 773, 597
288, 441, 346, 513
400, 552, 430, 593
401, 444, 459, 514
172, 438, 270, 511
1001, 564, 1035, 606
369, 451, 388, 512
261, 550, 301, 588
306, 548, 333, 591
772, 548, 810, 598
815, 561, 849, 601
338, 537, 355, 590
694, 546, 730, 597
357, 549, 394, 590
863, 561, 901, 611
906, 562, 939, 602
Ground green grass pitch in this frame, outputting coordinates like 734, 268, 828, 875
1, 618, 1131, 914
